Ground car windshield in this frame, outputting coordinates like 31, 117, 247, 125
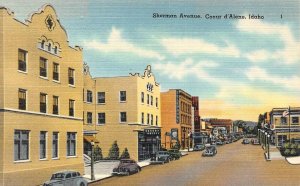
51, 173, 65, 180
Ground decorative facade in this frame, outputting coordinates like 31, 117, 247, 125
0, 5, 84, 186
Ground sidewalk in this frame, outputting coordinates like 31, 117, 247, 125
83, 159, 151, 183
286, 156, 300, 165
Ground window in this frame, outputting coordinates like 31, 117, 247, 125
53, 96, 59, 115
40, 57, 47, 77
40, 93, 47, 113
54, 46, 58, 54
14, 130, 29, 161
141, 92, 144, 103
120, 112, 127, 123
156, 97, 158, 107
68, 68, 75, 85
98, 113, 105, 124
52, 132, 58, 158
67, 132, 76, 156
120, 91, 126, 102
151, 114, 153, 125
18, 49, 27, 72
87, 112, 92, 124
292, 117, 299, 124
87, 90, 93, 103
48, 43, 51, 52
141, 112, 144, 124
41, 40, 45, 49
53, 63, 59, 81
98, 92, 105, 104
150, 96, 153, 106
147, 113, 150, 125
281, 117, 287, 125
156, 116, 158, 126
147, 94, 149, 105
40, 131, 47, 159
18, 89, 26, 110
69, 100, 74, 117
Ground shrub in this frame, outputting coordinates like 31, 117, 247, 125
284, 149, 290, 156
120, 148, 130, 159
290, 149, 297, 156
93, 145, 103, 161
108, 141, 119, 160
283, 143, 291, 148
290, 143, 297, 149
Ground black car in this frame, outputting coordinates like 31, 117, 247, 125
168, 149, 182, 160
193, 144, 205, 151
242, 139, 250, 144
112, 159, 141, 176
151, 151, 170, 164
202, 145, 217, 157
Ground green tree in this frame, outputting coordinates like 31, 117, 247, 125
93, 145, 103, 161
120, 148, 130, 159
257, 114, 264, 129
108, 141, 119, 160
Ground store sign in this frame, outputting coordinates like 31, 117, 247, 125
171, 128, 178, 140
176, 90, 180, 124
275, 127, 300, 133
144, 129, 160, 135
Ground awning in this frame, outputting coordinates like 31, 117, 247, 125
83, 136, 99, 143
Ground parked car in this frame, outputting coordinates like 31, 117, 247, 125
193, 144, 205, 151
242, 139, 250, 144
150, 151, 170, 164
168, 149, 182, 160
43, 170, 87, 186
112, 159, 141, 176
202, 145, 217, 157
251, 139, 260, 145
216, 140, 224, 145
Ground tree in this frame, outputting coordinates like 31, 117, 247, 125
93, 145, 103, 161
108, 141, 119, 160
120, 148, 130, 159
257, 114, 264, 129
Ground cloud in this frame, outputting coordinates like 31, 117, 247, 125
153, 58, 219, 80
83, 27, 164, 60
236, 19, 300, 64
160, 38, 240, 57
245, 66, 300, 91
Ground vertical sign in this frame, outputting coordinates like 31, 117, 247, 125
176, 90, 180, 124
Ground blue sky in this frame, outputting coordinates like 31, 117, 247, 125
2, 0, 300, 121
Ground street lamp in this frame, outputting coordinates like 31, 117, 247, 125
90, 140, 95, 181
258, 129, 261, 144
264, 132, 268, 152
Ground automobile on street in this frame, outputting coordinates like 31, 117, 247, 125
112, 159, 141, 176
43, 170, 87, 186
150, 151, 170, 164
193, 144, 205, 151
242, 139, 250, 144
202, 145, 217, 157
168, 149, 182, 160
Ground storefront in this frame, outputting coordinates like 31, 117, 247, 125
275, 127, 300, 146
138, 128, 161, 161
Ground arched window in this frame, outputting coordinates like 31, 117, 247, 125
54, 46, 58, 54
41, 40, 45, 49
48, 43, 51, 52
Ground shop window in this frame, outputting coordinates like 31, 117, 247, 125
14, 130, 29, 161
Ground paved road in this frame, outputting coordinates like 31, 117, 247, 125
90, 140, 300, 186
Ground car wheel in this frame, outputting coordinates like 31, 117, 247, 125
79, 182, 85, 186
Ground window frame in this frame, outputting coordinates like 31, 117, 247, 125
87, 112, 93, 124
14, 130, 30, 161
292, 117, 299, 125
52, 132, 59, 159
18, 89, 27, 110
98, 112, 106, 125
40, 131, 47, 160
39, 57, 48, 78
69, 99, 75, 117
87, 90, 93, 103
97, 92, 105, 104
141, 112, 144, 124
53, 96, 59, 115
53, 62, 60, 82
120, 91, 126, 102
68, 68, 75, 86
141, 92, 144, 103
67, 132, 77, 157
18, 49, 27, 72
120, 112, 127, 123
40, 93, 47, 113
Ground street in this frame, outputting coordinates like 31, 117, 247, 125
90, 140, 300, 186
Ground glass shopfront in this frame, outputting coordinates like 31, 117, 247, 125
138, 129, 161, 161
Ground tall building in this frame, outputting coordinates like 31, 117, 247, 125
0, 5, 84, 186
270, 107, 300, 146
161, 89, 192, 149
192, 96, 200, 132
83, 65, 161, 161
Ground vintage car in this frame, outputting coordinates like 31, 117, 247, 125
150, 151, 170, 164
168, 149, 182, 160
251, 139, 260, 145
43, 170, 87, 186
242, 139, 250, 144
202, 145, 217, 157
193, 144, 205, 151
216, 140, 224, 145
112, 159, 141, 176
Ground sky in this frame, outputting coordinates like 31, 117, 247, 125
2, 0, 300, 121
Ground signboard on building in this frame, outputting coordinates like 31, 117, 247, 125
176, 90, 180, 124
171, 128, 178, 140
